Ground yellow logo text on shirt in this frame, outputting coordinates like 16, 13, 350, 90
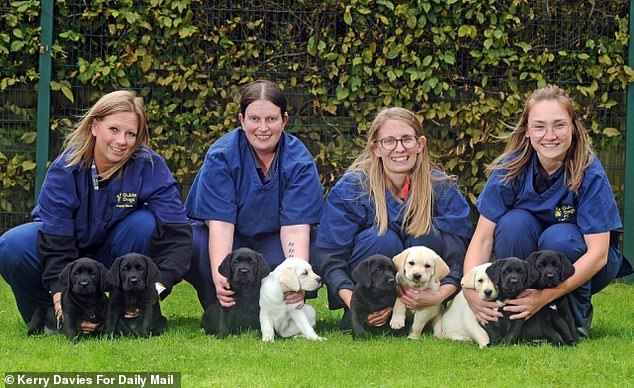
554, 204, 576, 222
116, 192, 137, 208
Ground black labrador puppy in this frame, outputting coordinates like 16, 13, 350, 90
104, 253, 167, 338
200, 248, 271, 338
484, 256, 539, 344
28, 257, 109, 341
521, 250, 580, 345
350, 254, 398, 339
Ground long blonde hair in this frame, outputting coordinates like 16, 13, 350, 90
63, 90, 149, 180
348, 107, 445, 237
488, 85, 594, 194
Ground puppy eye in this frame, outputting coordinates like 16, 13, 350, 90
408, 261, 415, 266
425, 264, 431, 269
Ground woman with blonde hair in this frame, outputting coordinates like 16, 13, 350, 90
0, 90, 192, 326
314, 107, 472, 329
463, 84, 632, 337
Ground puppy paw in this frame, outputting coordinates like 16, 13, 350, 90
262, 335, 275, 342
390, 316, 405, 330
407, 333, 421, 340
308, 335, 326, 341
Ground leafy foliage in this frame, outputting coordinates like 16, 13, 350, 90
0, 0, 632, 230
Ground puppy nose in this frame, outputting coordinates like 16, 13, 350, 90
484, 289, 492, 297
79, 280, 89, 287
315, 275, 321, 282
413, 273, 422, 280
239, 268, 249, 274
129, 277, 139, 284
387, 278, 395, 285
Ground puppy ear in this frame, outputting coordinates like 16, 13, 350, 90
392, 250, 409, 273
485, 261, 502, 287
460, 266, 477, 288
525, 261, 540, 288
279, 267, 301, 292
59, 261, 75, 290
434, 255, 450, 280
525, 251, 541, 267
108, 256, 123, 288
97, 262, 109, 293
256, 252, 271, 279
558, 252, 575, 280
351, 260, 372, 287
218, 251, 233, 278
144, 255, 160, 284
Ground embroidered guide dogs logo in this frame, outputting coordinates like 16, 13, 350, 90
553, 204, 575, 222
116, 192, 137, 208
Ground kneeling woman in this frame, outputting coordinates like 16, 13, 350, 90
313, 107, 473, 329
0, 90, 192, 325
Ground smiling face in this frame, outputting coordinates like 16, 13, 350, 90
525, 99, 573, 173
372, 119, 425, 179
239, 99, 288, 159
91, 111, 139, 173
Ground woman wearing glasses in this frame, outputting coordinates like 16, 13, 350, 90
313, 107, 473, 329
463, 85, 632, 337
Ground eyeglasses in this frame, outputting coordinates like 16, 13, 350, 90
528, 121, 571, 136
374, 135, 420, 151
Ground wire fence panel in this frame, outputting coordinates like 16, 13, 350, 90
0, 1, 630, 233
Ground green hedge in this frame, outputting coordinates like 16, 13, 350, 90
0, 0, 632, 231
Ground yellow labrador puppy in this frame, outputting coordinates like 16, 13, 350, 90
436, 263, 498, 348
259, 257, 324, 342
390, 246, 449, 340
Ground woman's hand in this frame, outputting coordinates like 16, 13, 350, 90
52, 292, 63, 322
367, 307, 392, 327
463, 288, 503, 324
284, 291, 305, 309
399, 286, 442, 310
53, 292, 100, 333
504, 288, 550, 320
79, 321, 101, 334
213, 274, 235, 307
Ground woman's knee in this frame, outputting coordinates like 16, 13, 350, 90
352, 228, 403, 261
124, 210, 157, 239
108, 210, 157, 255
538, 223, 585, 261
494, 209, 542, 258
0, 222, 41, 276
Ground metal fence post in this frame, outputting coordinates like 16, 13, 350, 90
623, 0, 634, 282
35, 1, 53, 201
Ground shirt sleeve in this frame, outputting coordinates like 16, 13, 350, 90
36, 156, 80, 236
280, 157, 324, 226
185, 148, 237, 224
141, 152, 189, 224
476, 168, 517, 224
576, 159, 622, 234
433, 178, 473, 240
140, 152, 193, 292
278, 135, 323, 226
35, 156, 82, 293
313, 174, 369, 308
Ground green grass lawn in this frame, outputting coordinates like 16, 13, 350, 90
1, 278, 633, 387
